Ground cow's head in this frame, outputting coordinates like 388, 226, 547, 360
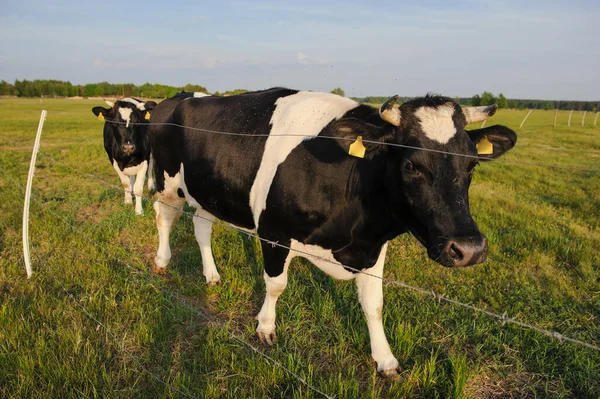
334, 95, 516, 267
92, 98, 157, 155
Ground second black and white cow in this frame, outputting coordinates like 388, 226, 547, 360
148, 88, 517, 375
92, 98, 157, 215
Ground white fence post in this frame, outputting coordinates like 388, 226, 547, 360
519, 109, 533, 128
568, 110, 573, 127
581, 111, 587, 126
23, 110, 47, 278
553, 109, 558, 127
594, 112, 599, 127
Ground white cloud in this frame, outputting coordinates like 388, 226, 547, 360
296, 52, 327, 66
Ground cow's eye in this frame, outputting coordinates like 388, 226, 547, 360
404, 161, 417, 173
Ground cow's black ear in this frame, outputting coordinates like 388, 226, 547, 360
92, 106, 110, 121
330, 118, 393, 158
467, 125, 517, 160
144, 101, 157, 111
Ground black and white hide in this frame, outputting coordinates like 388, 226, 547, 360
148, 88, 517, 376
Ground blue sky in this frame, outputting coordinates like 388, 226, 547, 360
1, 0, 599, 100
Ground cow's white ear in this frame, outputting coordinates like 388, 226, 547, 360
467, 125, 517, 160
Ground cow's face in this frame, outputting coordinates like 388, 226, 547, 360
380, 95, 516, 267
92, 99, 156, 155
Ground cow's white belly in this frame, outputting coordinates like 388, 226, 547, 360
290, 239, 356, 280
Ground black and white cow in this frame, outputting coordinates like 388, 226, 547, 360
92, 98, 157, 215
148, 88, 517, 375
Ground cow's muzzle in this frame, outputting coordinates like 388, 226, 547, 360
122, 144, 135, 154
429, 235, 487, 267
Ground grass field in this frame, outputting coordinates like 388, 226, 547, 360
0, 98, 599, 398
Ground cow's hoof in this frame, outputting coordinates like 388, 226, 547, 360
151, 263, 167, 275
376, 357, 401, 378
257, 331, 277, 346
379, 368, 400, 378
205, 275, 221, 286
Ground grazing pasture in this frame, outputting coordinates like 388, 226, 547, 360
0, 98, 599, 398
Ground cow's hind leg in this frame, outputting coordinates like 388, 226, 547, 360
256, 240, 291, 345
147, 153, 155, 191
192, 208, 220, 285
153, 192, 184, 274
354, 243, 400, 377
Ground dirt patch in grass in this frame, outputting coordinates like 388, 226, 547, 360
74, 202, 104, 225
465, 371, 563, 398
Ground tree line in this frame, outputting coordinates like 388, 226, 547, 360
354, 91, 599, 112
0, 79, 207, 99
1, 80, 598, 111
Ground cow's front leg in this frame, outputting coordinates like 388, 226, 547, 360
192, 208, 220, 285
355, 243, 399, 377
112, 161, 133, 204
256, 240, 292, 345
133, 161, 148, 215
153, 193, 184, 274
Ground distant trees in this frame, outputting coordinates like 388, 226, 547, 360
1, 79, 598, 111
213, 89, 249, 96
480, 91, 495, 106
0, 79, 209, 99
496, 93, 508, 109
0, 80, 16, 96
471, 91, 507, 108
331, 87, 345, 97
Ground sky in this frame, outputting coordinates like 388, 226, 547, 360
1, 0, 599, 100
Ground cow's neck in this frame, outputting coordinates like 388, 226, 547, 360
307, 160, 403, 270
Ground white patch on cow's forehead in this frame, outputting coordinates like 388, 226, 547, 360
249, 91, 358, 228
414, 103, 457, 144
193, 92, 210, 98
118, 107, 133, 128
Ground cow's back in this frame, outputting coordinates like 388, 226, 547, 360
151, 88, 298, 229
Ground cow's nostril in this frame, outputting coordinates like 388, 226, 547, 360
448, 242, 464, 261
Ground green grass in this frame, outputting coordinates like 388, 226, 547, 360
1, 98, 599, 398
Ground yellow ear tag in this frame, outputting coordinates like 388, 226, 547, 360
476, 137, 493, 155
145, 111, 151, 120
348, 136, 366, 158
97, 113, 105, 121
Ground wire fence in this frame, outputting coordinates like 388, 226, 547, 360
2, 130, 599, 353
1, 168, 334, 399
1, 106, 599, 396
97, 119, 600, 173
31, 245, 202, 399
